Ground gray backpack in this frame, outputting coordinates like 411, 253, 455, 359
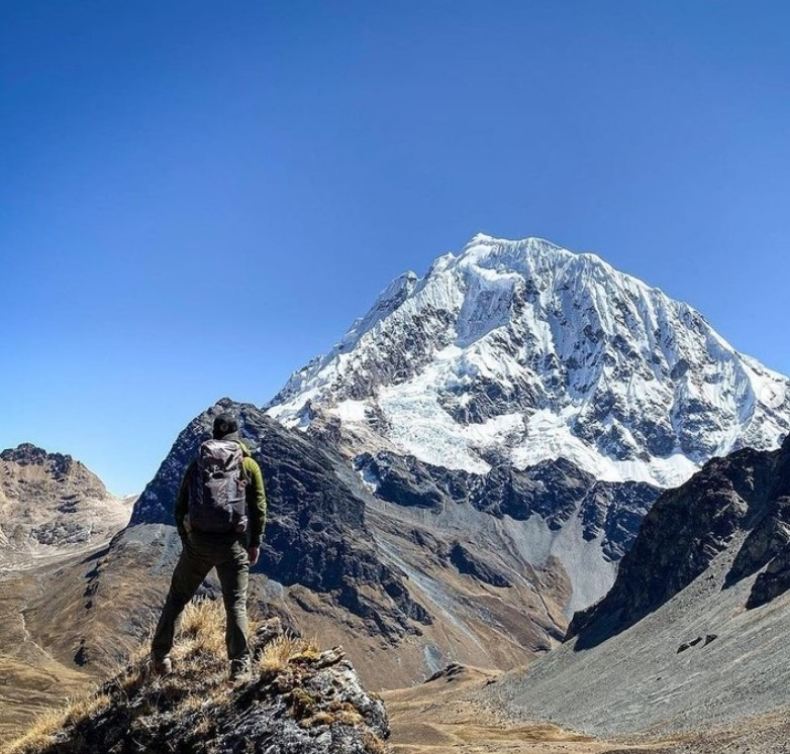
188, 439, 248, 534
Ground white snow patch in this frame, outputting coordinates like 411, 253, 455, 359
333, 399, 369, 423
510, 409, 698, 487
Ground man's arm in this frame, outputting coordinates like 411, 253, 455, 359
244, 456, 267, 549
174, 462, 193, 540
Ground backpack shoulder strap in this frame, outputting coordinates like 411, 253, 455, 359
238, 444, 251, 483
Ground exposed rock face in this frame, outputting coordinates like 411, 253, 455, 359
130, 399, 430, 641
0, 443, 131, 564
729, 465, 790, 609
449, 542, 511, 587
568, 434, 790, 645
268, 234, 790, 489
357, 451, 658, 562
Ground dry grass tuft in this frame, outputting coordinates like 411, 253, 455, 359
0, 693, 112, 754
61, 693, 111, 726
332, 703, 365, 727
360, 730, 388, 754
0, 707, 65, 754
301, 710, 335, 727
174, 598, 226, 658
258, 633, 318, 675
289, 645, 322, 663
290, 688, 318, 719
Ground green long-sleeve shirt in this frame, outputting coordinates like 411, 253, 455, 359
175, 442, 267, 546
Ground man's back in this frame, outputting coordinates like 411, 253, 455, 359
151, 412, 267, 680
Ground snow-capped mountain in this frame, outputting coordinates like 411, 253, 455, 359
269, 234, 790, 488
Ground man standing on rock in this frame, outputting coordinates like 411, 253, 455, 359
151, 412, 267, 680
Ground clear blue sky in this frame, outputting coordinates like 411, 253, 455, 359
2, 1, 789, 494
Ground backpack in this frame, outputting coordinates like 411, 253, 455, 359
188, 439, 248, 534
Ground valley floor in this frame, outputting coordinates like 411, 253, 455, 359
383, 665, 649, 754
383, 664, 790, 754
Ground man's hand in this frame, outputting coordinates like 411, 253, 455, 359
247, 546, 260, 566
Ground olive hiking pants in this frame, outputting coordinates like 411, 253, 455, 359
152, 532, 250, 669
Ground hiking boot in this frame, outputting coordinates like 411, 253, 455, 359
229, 659, 251, 683
151, 655, 172, 676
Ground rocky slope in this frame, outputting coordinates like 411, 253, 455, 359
359, 449, 659, 616
268, 234, 790, 490
568, 438, 790, 644
1, 601, 389, 754
0, 444, 132, 568
359, 451, 657, 563
482, 434, 790, 741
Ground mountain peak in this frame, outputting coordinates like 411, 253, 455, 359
456, 234, 640, 292
0, 442, 131, 561
267, 235, 790, 488
458, 233, 567, 263
0, 442, 74, 470
462, 232, 561, 250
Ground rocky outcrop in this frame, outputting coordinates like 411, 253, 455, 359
6, 603, 388, 754
449, 542, 511, 587
722, 447, 790, 609
1, 444, 92, 480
